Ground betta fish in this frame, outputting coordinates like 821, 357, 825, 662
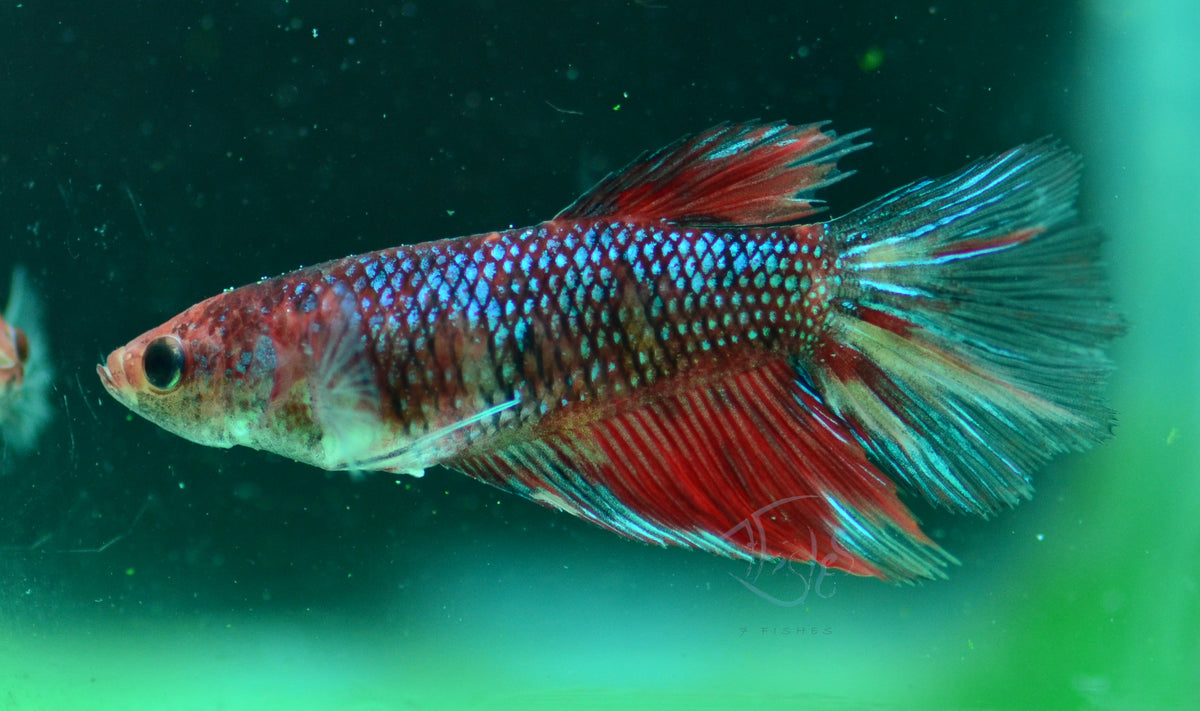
97, 122, 1118, 580
1, 267, 53, 457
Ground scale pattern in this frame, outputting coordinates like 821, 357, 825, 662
313, 218, 838, 439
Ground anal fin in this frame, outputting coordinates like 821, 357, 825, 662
449, 358, 954, 582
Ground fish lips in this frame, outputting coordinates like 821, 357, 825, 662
96, 349, 138, 409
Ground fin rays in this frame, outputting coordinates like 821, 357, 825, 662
821, 141, 1120, 515
452, 359, 955, 582
557, 121, 868, 226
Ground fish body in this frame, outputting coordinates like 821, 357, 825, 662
98, 123, 1119, 580
100, 219, 837, 469
1, 267, 53, 456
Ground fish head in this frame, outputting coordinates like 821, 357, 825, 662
98, 277, 381, 470
97, 282, 323, 458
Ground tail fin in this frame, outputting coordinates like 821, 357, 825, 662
817, 141, 1121, 516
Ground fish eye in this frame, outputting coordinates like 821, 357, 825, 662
143, 335, 186, 391
13, 328, 29, 364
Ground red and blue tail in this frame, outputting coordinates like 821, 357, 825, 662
818, 141, 1121, 517
450, 125, 1119, 583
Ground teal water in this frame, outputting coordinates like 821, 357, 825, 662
2, 2, 1197, 709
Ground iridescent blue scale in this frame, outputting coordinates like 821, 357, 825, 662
317, 218, 828, 443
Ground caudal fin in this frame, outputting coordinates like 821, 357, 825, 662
816, 141, 1120, 516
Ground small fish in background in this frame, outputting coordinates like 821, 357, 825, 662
98, 122, 1120, 581
1, 267, 53, 457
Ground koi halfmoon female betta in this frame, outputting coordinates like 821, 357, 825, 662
2, 267, 53, 457
98, 122, 1118, 581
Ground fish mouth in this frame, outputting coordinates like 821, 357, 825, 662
96, 354, 134, 407
96, 362, 116, 391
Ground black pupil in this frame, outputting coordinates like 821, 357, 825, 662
143, 337, 185, 390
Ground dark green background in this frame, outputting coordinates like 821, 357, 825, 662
1, 0, 1080, 608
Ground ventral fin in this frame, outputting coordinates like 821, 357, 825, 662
557, 122, 868, 226
449, 358, 954, 582
352, 396, 521, 476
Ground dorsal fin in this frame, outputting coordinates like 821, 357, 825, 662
556, 122, 868, 226
449, 357, 954, 582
